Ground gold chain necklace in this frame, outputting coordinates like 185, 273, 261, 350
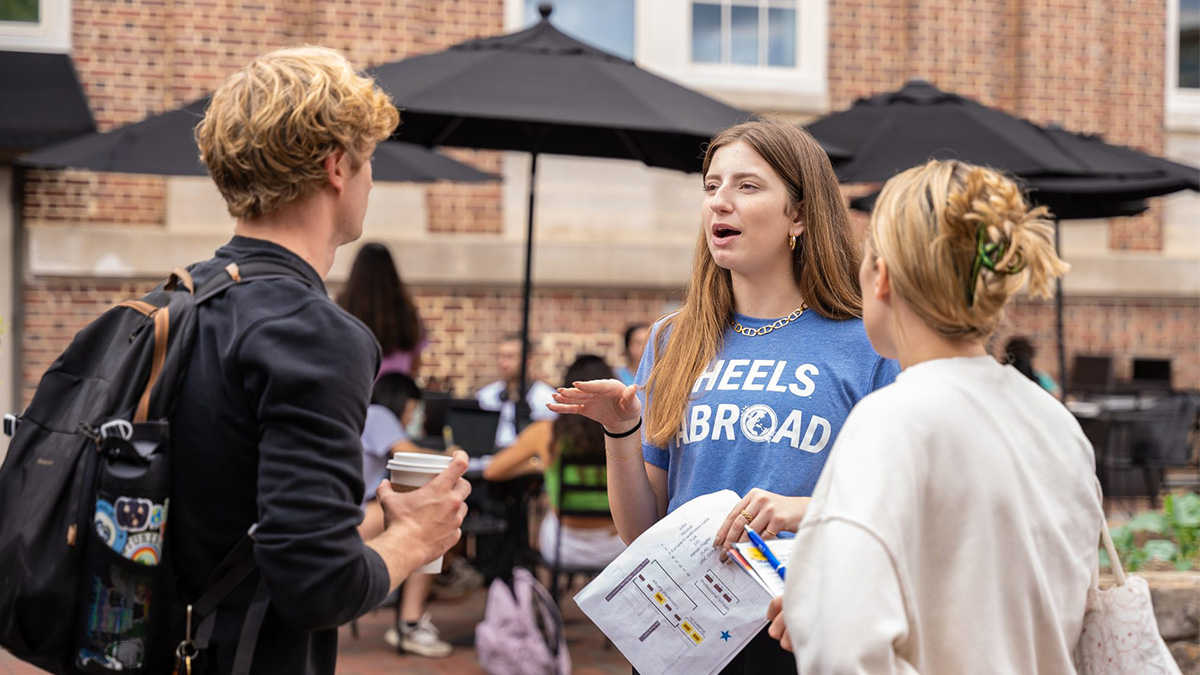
730, 306, 807, 337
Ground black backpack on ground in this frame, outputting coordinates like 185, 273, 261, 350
0, 259, 310, 675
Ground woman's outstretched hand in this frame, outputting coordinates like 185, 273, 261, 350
548, 378, 642, 432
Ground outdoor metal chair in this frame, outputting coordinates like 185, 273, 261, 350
347, 583, 405, 653
538, 451, 612, 609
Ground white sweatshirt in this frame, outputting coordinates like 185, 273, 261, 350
783, 356, 1103, 674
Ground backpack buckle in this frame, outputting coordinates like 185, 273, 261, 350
2, 414, 17, 437
99, 419, 134, 441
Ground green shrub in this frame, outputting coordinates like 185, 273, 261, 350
1102, 492, 1200, 571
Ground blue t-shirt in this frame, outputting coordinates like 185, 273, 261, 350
638, 311, 899, 513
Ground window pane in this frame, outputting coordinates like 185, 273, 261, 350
730, 5, 759, 65
692, 2, 722, 64
1181, 0, 1200, 89
0, 0, 39, 23
525, 0, 635, 60
767, 7, 796, 67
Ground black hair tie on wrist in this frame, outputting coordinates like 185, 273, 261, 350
603, 417, 642, 438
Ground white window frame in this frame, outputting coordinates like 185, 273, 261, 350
0, 0, 71, 54
1167, 0, 1200, 131
505, 0, 829, 113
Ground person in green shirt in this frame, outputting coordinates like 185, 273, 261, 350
484, 355, 626, 567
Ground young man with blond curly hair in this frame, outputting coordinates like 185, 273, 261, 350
170, 46, 470, 674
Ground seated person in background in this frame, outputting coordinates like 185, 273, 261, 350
484, 355, 626, 568
614, 323, 649, 386
476, 333, 557, 448
358, 373, 453, 659
1001, 335, 1059, 396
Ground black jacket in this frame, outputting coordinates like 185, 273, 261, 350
168, 236, 388, 674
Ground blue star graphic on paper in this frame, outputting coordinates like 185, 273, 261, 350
720, 631, 732, 642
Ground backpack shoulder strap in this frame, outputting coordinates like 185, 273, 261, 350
194, 258, 314, 304
187, 526, 264, 675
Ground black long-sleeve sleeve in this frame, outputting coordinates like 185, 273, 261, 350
238, 298, 389, 632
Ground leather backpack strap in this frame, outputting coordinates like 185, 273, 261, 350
164, 267, 197, 294
194, 258, 314, 304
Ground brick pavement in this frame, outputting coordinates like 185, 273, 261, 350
0, 584, 630, 675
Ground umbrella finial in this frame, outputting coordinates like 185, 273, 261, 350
538, 2, 553, 20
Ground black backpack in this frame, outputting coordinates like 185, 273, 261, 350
0, 259, 310, 675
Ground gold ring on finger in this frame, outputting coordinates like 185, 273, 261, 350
764, 529, 777, 537
741, 510, 753, 524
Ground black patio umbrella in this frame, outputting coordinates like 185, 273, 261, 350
368, 3, 771, 405
19, 97, 500, 183
0, 50, 95, 157
1025, 125, 1200, 212
809, 80, 1098, 184
844, 117, 1200, 398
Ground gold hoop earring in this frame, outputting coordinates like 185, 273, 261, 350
788, 234, 796, 251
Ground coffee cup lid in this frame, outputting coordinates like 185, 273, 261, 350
387, 464, 443, 474
387, 452, 452, 470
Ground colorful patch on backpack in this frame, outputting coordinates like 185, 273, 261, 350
147, 502, 166, 531
122, 531, 161, 566
115, 496, 153, 532
93, 499, 127, 554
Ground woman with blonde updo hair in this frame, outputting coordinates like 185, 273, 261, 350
767, 160, 1104, 673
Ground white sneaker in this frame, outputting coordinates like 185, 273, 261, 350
387, 613, 453, 658
432, 557, 484, 599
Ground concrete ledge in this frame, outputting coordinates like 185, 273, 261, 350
1063, 254, 1200, 296
25, 224, 695, 289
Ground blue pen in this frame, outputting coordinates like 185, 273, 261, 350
744, 525, 786, 581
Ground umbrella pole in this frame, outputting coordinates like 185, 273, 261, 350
516, 152, 538, 435
1055, 219, 1067, 402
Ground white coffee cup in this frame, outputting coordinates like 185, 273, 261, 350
386, 452, 454, 574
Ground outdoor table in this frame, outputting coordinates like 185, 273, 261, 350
1069, 395, 1178, 505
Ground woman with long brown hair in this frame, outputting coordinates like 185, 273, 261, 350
550, 120, 898, 673
337, 242, 427, 376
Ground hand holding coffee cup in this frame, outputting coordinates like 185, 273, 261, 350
376, 451, 470, 575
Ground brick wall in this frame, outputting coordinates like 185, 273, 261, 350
20, 279, 154, 400
425, 149, 504, 234
19, 278, 677, 405
22, 169, 165, 225
22, 276, 1200, 407
22, 0, 503, 230
994, 296, 1200, 391
829, 0, 1167, 251
409, 286, 677, 396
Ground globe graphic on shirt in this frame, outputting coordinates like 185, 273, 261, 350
740, 404, 777, 442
